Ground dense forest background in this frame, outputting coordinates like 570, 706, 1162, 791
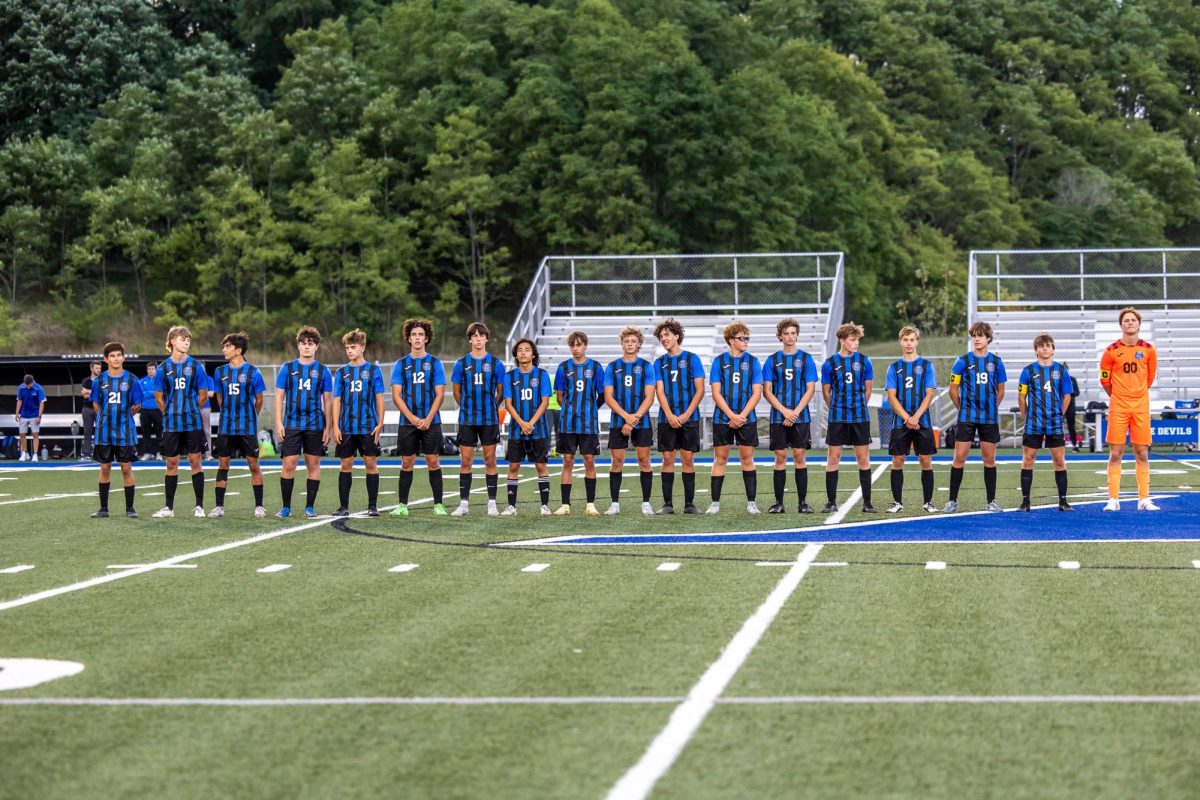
3, 0, 1200, 355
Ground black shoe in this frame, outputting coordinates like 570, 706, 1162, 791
90, 509, 109, 518
683, 504, 700, 514
367, 506, 380, 517
126, 508, 138, 518
1018, 499, 1031, 512
821, 502, 837, 513
655, 505, 675, 515
1058, 499, 1074, 511
799, 503, 815, 514
861, 503, 877, 513
767, 502, 786, 514
333, 507, 349, 517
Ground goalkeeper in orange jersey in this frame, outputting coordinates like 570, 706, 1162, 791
1099, 307, 1158, 511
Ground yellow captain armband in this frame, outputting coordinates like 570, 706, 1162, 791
1099, 370, 1110, 381
1018, 384, 1029, 395
949, 374, 962, 385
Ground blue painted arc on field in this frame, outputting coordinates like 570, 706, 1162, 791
503, 494, 1200, 546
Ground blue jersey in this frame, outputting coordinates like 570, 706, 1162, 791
709, 352, 763, 425
156, 356, 207, 432
93, 370, 143, 446
950, 352, 1007, 424
885, 357, 937, 428
504, 366, 552, 440
821, 353, 873, 424
763, 349, 818, 424
451, 353, 505, 426
139, 375, 156, 406
390, 354, 446, 425
604, 357, 655, 430
16, 383, 45, 418
213, 363, 266, 436
554, 357, 604, 434
275, 359, 333, 431
655, 351, 705, 424
334, 362, 385, 434
1020, 361, 1072, 436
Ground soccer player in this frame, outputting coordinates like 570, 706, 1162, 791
209, 332, 267, 518
90, 342, 143, 518
1018, 333, 1074, 512
1100, 307, 1158, 511
501, 338, 552, 515
553, 331, 604, 516
821, 322, 875, 514
884, 326, 937, 514
708, 321, 764, 514
450, 322, 506, 517
153, 325, 209, 518
274, 325, 334, 518
14, 374, 45, 461
603, 326, 656, 515
654, 318, 705, 514
390, 319, 447, 517
763, 318, 818, 513
332, 329, 385, 517
945, 321, 1007, 513
138, 362, 161, 460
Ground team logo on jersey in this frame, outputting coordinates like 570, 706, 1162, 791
422, 363, 430, 372
633, 365, 642, 375
238, 373, 248, 383
851, 362, 861, 372
1136, 351, 1145, 359
184, 366, 193, 376
309, 368, 318, 378
584, 369, 593, 379
914, 366, 924, 375
482, 363, 492, 373
794, 357, 802, 366
120, 381, 129, 391
360, 369, 370, 379
530, 378, 539, 387
986, 362, 995, 372
1051, 370, 1060, 379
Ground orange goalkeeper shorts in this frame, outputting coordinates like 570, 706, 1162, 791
1106, 407, 1151, 446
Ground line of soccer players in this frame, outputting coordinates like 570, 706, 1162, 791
84, 307, 1158, 519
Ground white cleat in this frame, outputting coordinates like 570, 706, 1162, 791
746, 501, 761, 515
17, 452, 28, 462
254, 506, 266, 518
1138, 498, 1161, 511
152, 506, 174, 519
501, 505, 518, 516
641, 501, 654, 516
605, 503, 621, 515
1103, 499, 1120, 512
553, 504, 572, 516
705, 502, 721, 515
922, 502, 938, 513
193, 506, 206, 518
540, 504, 552, 516
487, 500, 499, 517
450, 502, 470, 517
585, 503, 600, 516
207, 506, 224, 518
887, 502, 904, 514
31, 454, 38, 462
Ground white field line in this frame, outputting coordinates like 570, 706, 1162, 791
605, 543, 823, 800
824, 464, 889, 525
657, 562, 681, 572
257, 564, 291, 574
106, 564, 197, 570
0, 565, 36, 574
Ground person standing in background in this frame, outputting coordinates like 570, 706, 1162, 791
15, 374, 46, 461
139, 362, 162, 460
80, 360, 102, 459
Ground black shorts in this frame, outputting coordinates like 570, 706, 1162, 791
769, 422, 812, 451
162, 430, 206, 458
506, 437, 550, 464
1023, 433, 1066, 450
713, 422, 759, 448
827, 421, 871, 447
955, 422, 1001, 444
658, 421, 701, 453
609, 426, 654, 450
397, 425, 443, 457
336, 434, 382, 459
457, 423, 500, 448
888, 427, 937, 456
94, 444, 137, 464
557, 431, 601, 455
281, 429, 326, 457
214, 434, 260, 460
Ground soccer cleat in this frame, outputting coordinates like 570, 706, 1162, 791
18, 452, 28, 462
193, 506, 206, 518
367, 507, 380, 517
683, 504, 700, 515
767, 503, 786, 514
705, 502, 721, 515
585, 503, 600, 516
886, 502, 904, 514
942, 500, 959, 513
90, 509, 109, 518
1138, 498, 1161, 511
1018, 499, 1031, 512
501, 505, 519, 516
746, 501, 761, 515
540, 504, 552, 515
985, 501, 1003, 513
433, 504, 448, 516
553, 505, 572, 516
487, 500, 499, 517
390, 504, 409, 517
799, 503, 815, 514
821, 502, 838, 514
655, 505, 675, 515
275, 507, 291, 519
605, 503, 621, 516
304, 506, 317, 519
153, 506, 174, 519
861, 503, 877, 513
254, 506, 266, 518
922, 502, 938, 514
126, 509, 138, 518
208, 506, 225, 518
641, 502, 654, 516
1103, 499, 1120, 512
332, 507, 349, 517
1058, 499, 1074, 512
31, 454, 38, 462
451, 502, 470, 517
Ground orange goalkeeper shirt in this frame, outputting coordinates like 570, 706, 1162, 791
1099, 338, 1156, 410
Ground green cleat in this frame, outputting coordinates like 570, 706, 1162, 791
433, 503, 448, 516
389, 504, 409, 517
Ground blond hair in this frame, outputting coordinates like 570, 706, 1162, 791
618, 326, 644, 346
836, 321, 864, 341
164, 325, 191, 353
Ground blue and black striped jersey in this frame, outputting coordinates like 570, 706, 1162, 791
885, 358, 936, 428
275, 359, 333, 431
451, 353, 505, 426
655, 351, 705, 424
554, 358, 603, 434
213, 363, 266, 436
604, 357, 655, 430
390, 355, 446, 425
763, 349, 818, 424
93, 371, 143, 446
950, 352, 1007, 424
821, 353, 873, 423
504, 367, 552, 440
156, 356, 207, 432
709, 352, 763, 425
334, 362, 385, 434
1019, 361, 1072, 436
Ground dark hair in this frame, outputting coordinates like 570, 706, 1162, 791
403, 318, 435, 344
222, 332, 250, 356
968, 321, 993, 342
22, 374, 33, 386
511, 338, 540, 366
654, 318, 685, 343
102, 341, 125, 358
90, 361, 102, 369
466, 322, 490, 340
296, 325, 321, 345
